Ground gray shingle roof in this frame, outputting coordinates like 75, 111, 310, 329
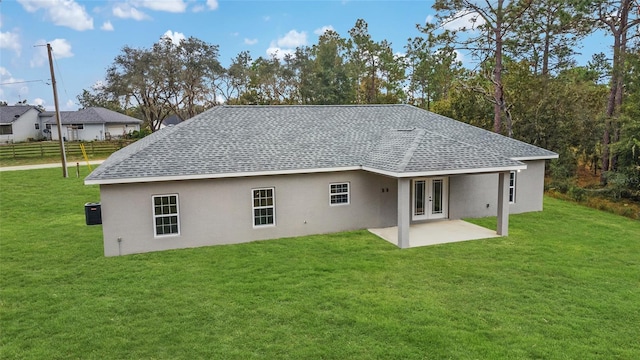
86, 105, 557, 183
0, 106, 40, 124
40, 107, 143, 125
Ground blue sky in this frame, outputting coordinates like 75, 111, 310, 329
0, 0, 609, 111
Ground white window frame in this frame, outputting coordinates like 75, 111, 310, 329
152, 194, 180, 237
509, 171, 516, 204
252, 187, 275, 228
329, 182, 350, 206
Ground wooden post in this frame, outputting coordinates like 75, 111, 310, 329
47, 43, 68, 178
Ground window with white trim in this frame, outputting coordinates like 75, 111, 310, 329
153, 194, 180, 236
330, 182, 350, 205
253, 188, 275, 227
509, 171, 516, 203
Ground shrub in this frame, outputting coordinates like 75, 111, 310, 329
568, 186, 586, 202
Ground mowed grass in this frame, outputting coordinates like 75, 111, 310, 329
1, 168, 639, 359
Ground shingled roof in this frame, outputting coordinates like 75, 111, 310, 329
85, 105, 557, 184
40, 107, 142, 125
0, 106, 40, 124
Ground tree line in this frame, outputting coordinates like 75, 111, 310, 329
79, 0, 640, 199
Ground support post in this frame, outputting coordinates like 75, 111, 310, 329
397, 178, 411, 248
497, 172, 509, 236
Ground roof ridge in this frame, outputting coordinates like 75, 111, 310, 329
396, 128, 426, 172
220, 104, 406, 108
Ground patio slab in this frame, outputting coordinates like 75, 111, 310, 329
369, 220, 500, 248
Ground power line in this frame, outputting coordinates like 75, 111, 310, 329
52, 50, 69, 98
0, 79, 50, 86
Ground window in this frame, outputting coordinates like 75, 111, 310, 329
153, 194, 180, 236
35, 123, 40, 130
0, 124, 13, 135
45, 124, 52, 130
509, 171, 516, 203
71, 124, 84, 129
330, 182, 350, 205
252, 188, 275, 227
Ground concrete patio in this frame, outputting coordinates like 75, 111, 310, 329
369, 220, 500, 248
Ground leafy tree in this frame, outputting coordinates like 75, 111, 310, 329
422, 0, 533, 136
586, 0, 640, 183
508, 0, 590, 75
405, 37, 461, 110
296, 30, 355, 104
88, 36, 223, 131
347, 19, 406, 104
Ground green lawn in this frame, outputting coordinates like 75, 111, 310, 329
1, 168, 639, 359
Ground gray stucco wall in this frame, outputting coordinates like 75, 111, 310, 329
99, 170, 397, 256
448, 160, 546, 219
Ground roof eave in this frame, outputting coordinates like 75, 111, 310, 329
511, 154, 559, 161
84, 166, 363, 185
85, 163, 529, 185
362, 164, 528, 178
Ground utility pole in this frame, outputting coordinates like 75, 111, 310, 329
47, 43, 68, 177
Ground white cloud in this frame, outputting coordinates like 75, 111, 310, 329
113, 3, 149, 21
163, 30, 186, 45
0, 30, 21, 55
276, 30, 307, 48
133, 0, 187, 13
17, 0, 93, 31
442, 10, 486, 31
101, 21, 114, 31
266, 30, 307, 59
0, 67, 29, 103
64, 99, 76, 110
33, 98, 45, 106
425, 15, 434, 24
314, 25, 334, 36
206, 0, 219, 10
192, 4, 205, 12
266, 47, 295, 60
244, 38, 258, 45
30, 39, 74, 68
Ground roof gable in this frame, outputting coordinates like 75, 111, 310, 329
86, 105, 557, 184
0, 106, 40, 124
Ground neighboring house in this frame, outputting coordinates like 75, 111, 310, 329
85, 105, 558, 256
159, 114, 183, 129
40, 107, 143, 141
0, 105, 42, 143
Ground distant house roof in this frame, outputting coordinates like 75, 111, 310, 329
40, 107, 143, 125
86, 105, 558, 184
162, 115, 182, 127
0, 105, 40, 124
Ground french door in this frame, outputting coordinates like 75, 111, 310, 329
412, 177, 448, 220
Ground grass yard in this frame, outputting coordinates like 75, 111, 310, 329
1, 168, 639, 359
